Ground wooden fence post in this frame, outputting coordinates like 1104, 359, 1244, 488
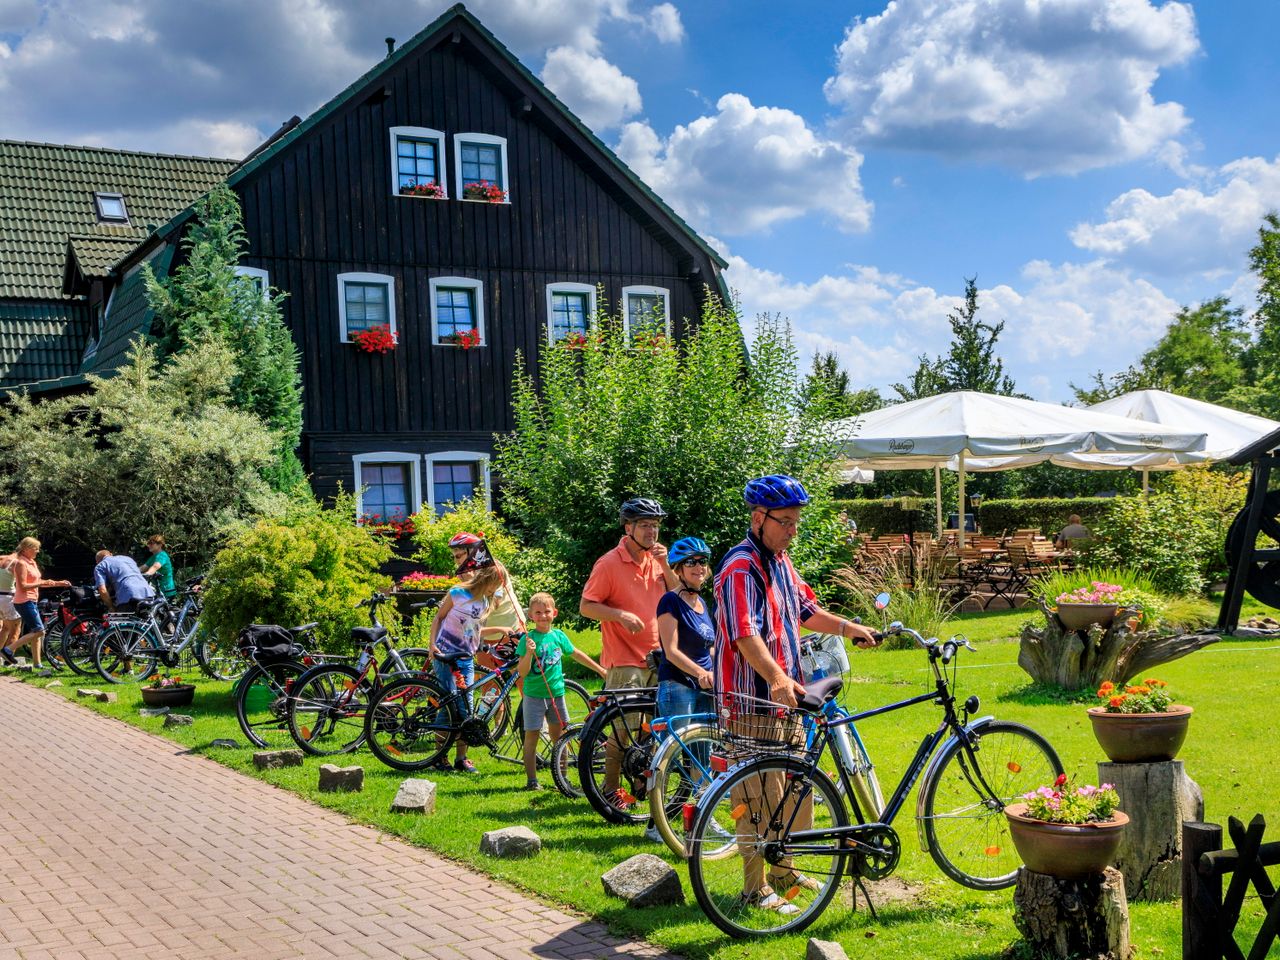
1183, 820, 1222, 960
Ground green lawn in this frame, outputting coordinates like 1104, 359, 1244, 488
16, 604, 1278, 960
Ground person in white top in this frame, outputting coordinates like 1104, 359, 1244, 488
0, 552, 20, 657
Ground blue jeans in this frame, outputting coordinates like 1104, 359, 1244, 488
656, 680, 714, 773
432, 655, 475, 717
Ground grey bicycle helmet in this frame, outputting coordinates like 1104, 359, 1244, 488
619, 497, 667, 522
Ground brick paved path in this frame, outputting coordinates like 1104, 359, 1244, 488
0, 678, 678, 960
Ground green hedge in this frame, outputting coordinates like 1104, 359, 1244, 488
977, 497, 1120, 538
836, 497, 938, 537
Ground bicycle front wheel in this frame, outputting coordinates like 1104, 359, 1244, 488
288, 664, 372, 756
921, 720, 1063, 889
236, 660, 307, 748
576, 698, 656, 825
364, 675, 459, 771
93, 625, 159, 683
688, 756, 848, 939
61, 616, 103, 675
649, 722, 724, 858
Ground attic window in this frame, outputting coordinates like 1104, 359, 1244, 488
94, 193, 129, 224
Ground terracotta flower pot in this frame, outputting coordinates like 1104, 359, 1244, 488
140, 683, 195, 708
1054, 602, 1119, 631
1087, 704, 1192, 763
1005, 803, 1129, 880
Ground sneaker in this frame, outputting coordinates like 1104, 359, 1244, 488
606, 788, 637, 813
454, 758, 478, 774
525, 779, 544, 791
643, 824, 663, 844
743, 887, 800, 916
0, 648, 15, 666
428, 757, 452, 772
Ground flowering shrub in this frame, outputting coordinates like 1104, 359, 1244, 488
441, 328, 481, 349
398, 571, 457, 590
146, 674, 188, 689
1096, 678, 1175, 713
462, 180, 506, 203
351, 324, 397, 354
1056, 580, 1122, 605
631, 331, 668, 351
357, 513, 416, 538
560, 331, 589, 350
400, 181, 445, 199
1021, 773, 1120, 824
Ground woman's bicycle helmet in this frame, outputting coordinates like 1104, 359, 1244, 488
668, 537, 711, 566
619, 497, 667, 522
743, 474, 810, 509
448, 531, 484, 549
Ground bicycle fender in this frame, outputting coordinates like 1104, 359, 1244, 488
914, 715, 995, 854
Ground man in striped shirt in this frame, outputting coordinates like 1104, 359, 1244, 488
713, 474, 878, 913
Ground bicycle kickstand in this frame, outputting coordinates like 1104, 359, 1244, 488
851, 874, 879, 922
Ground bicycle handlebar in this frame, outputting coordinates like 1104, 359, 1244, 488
886, 622, 975, 663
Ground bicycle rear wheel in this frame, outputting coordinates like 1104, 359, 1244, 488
236, 660, 307, 748
42, 620, 66, 669
195, 631, 247, 682
649, 721, 723, 858
93, 624, 159, 683
688, 756, 848, 938
576, 697, 656, 825
287, 663, 371, 756
364, 675, 459, 771
61, 616, 103, 675
921, 720, 1063, 889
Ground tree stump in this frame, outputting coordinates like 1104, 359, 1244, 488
1098, 759, 1203, 901
1018, 601, 1218, 689
1013, 866, 1132, 959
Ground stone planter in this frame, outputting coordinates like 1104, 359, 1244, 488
1055, 602, 1120, 631
1005, 803, 1129, 880
140, 683, 195, 708
1087, 705, 1192, 763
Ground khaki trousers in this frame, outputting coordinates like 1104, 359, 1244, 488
602, 665, 655, 795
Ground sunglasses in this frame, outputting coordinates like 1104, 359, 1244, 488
681, 559, 710, 568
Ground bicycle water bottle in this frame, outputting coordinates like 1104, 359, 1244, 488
356, 649, 371, 673
480, 685, 500, 709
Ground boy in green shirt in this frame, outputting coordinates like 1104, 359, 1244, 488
517, 592, 606, 790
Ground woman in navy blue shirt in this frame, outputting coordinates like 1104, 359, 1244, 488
655, 537, 716, 723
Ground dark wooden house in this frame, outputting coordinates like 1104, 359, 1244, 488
0, 4, 727, 523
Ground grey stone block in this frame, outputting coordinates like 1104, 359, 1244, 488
163, 713, 194, 727
211, 738, 239, 749
94, 691, 117, 703
807, 939, 851, 960
139, 706, 170, 717
318, 764, 364, 792
390, 778, 437, 814
600, 853, 684, 907
253, 749, 304, 770
45, 680, 62, 688
76, 688, 96, 698
480, 826, 541, 858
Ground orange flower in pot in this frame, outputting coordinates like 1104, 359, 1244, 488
1087, 678, 1191, 763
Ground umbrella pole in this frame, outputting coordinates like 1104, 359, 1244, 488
957, 452, 967, 548
934, 465, 944, 538
1142, 468, 1150, 496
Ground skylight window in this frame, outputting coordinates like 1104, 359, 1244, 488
94, 192, 129, 224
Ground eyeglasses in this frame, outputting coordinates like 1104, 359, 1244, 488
682, 559, 710, 568
764, 511, 801, 531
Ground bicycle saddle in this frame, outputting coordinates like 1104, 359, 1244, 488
289, 622, 319, 634
797, 675, 843, 712
351, 626, 388, 644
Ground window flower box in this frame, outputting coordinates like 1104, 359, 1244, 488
439, 328, 482, 349
350, 324, 397, 354
400, 181, 446, 200
462, 180, 506, 203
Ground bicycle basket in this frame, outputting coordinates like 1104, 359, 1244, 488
799, 633, 849, 683
714, 690, 808, 760
237, 624, 302, 662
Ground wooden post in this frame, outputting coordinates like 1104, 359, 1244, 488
1182, 821, 1222, 960
1099, 760, 1203, 901
1013, 866, 1131, 959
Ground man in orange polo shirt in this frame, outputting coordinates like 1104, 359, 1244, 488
580, 497, 678, 807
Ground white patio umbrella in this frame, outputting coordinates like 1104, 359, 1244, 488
836, 391, 1208, 545
956, 390, 1279, 493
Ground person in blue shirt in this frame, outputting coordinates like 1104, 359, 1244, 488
655, 537, 716, 724
93, 550, 155, 613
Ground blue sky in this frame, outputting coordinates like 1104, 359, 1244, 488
2, 0, 1277, 401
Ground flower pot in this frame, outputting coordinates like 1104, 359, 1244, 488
1054, 602, 1119, 631
1005, 803, 1129, 880
141, 683, 195, 708
1087, 704, 1192, 763
394, 589, 446, 622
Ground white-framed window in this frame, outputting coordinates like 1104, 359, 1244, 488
94, 192, 129, 224
429, 276, 484, 346
390, 126, 447, 197
454, 133, 509, 202
545, 282, 595, 343
622, 285, 670, 340
425, 451, 491, 516
337, 272, 396, 342
234, 265, 270, 298
353, 452, 422, 521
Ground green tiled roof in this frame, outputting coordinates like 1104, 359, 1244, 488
66, 234, 141, 280
0, 141, 235, 300
82, 243, 175, 378
0, 299, 91, 388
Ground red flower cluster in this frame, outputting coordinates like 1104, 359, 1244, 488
358, 513, 416, 537
463, 180, 506, 203
443, 327, 481, 349
400, 181, 445, 199
561, 331, 589, 350
351, 324, 397, 353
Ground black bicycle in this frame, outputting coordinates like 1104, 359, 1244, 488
686, 621, 1063, 938
233, 622, 325, 748
574, 685, 660, 824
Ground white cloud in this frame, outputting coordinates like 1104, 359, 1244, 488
644, 2, 683, 43
616, 93, 871, 235
1070, 155, 1280, 275
824, 0, 1199, 176
541, 45, 642, 131
723, 247, 1180, 401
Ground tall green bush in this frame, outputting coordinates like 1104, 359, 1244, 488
410, 500, 522, 575
836, 498, 938, 537
0, 504, 34, 553
495, 299, 851, 602
201, 492, 394, 650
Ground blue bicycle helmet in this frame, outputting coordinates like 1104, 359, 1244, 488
668, 537, 711, 566
743, 474, 810, 509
